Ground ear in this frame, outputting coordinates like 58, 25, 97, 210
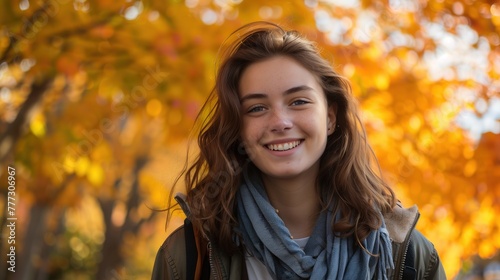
327, 103, 338, 135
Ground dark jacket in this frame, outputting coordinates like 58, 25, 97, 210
152, 204, 446, 280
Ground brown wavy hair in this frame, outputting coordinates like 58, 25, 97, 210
168, 21, 396, 254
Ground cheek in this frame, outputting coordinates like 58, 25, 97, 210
239, 121, 264, 160
239, 126, 256, 155
240, 120, 260, 143
241, 127, 260, 161
301, 112, 327, 131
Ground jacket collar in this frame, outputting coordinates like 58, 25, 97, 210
175, 192, 191, 217
383, 203, 420, 243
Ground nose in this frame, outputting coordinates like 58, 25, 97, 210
269, 108, 293, 132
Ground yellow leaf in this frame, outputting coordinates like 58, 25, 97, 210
408, 115, 422, 132
87, 163, 104, 186
374, 74, 390, 90
75, 157, 91, 176
479, 242, 496, 258
360, 45, 382, 60
30, 112, 46, 137
63, 155, 76, 173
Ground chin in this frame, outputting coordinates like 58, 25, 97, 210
261, 166, 306, 179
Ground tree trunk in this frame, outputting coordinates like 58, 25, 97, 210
95, 199, 124, 280
95, 156, 149, 279
34, 207, 64, 280
15, 204, 49, 280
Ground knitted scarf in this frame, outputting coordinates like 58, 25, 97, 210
235, 164, 394, 279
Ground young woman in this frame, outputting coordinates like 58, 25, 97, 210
152, 22, 446, 280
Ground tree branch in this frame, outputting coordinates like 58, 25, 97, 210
0, 77, 52, 163
0, 1, 50, 63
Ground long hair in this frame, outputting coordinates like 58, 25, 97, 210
168, 21, 396, 254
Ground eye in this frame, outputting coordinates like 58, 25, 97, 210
247, 105, 266, 113
291, 99, 310, 106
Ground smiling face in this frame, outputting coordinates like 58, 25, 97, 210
239, 55, 336, 181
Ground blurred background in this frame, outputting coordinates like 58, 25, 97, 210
0, 0, 499, 279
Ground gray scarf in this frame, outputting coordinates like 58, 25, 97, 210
236, 164, 394, 279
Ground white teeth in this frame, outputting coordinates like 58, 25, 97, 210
267, 141, 301, 151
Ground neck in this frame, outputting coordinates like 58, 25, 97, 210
262, 171, 321, 239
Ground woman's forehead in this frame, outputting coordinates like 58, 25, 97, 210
238, 56, 321, 96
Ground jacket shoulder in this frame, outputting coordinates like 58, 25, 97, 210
151, 225, 187, 280
384, 204, 447, 279
411, 230, 447, 280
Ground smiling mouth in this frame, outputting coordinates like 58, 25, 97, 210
266, 140, 302, 151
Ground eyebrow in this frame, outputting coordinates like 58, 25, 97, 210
239, 85, 315, 103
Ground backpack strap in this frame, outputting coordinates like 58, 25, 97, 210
184, 219, 197, 280
184, 218, 211, 280
402, 238, 417, 280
